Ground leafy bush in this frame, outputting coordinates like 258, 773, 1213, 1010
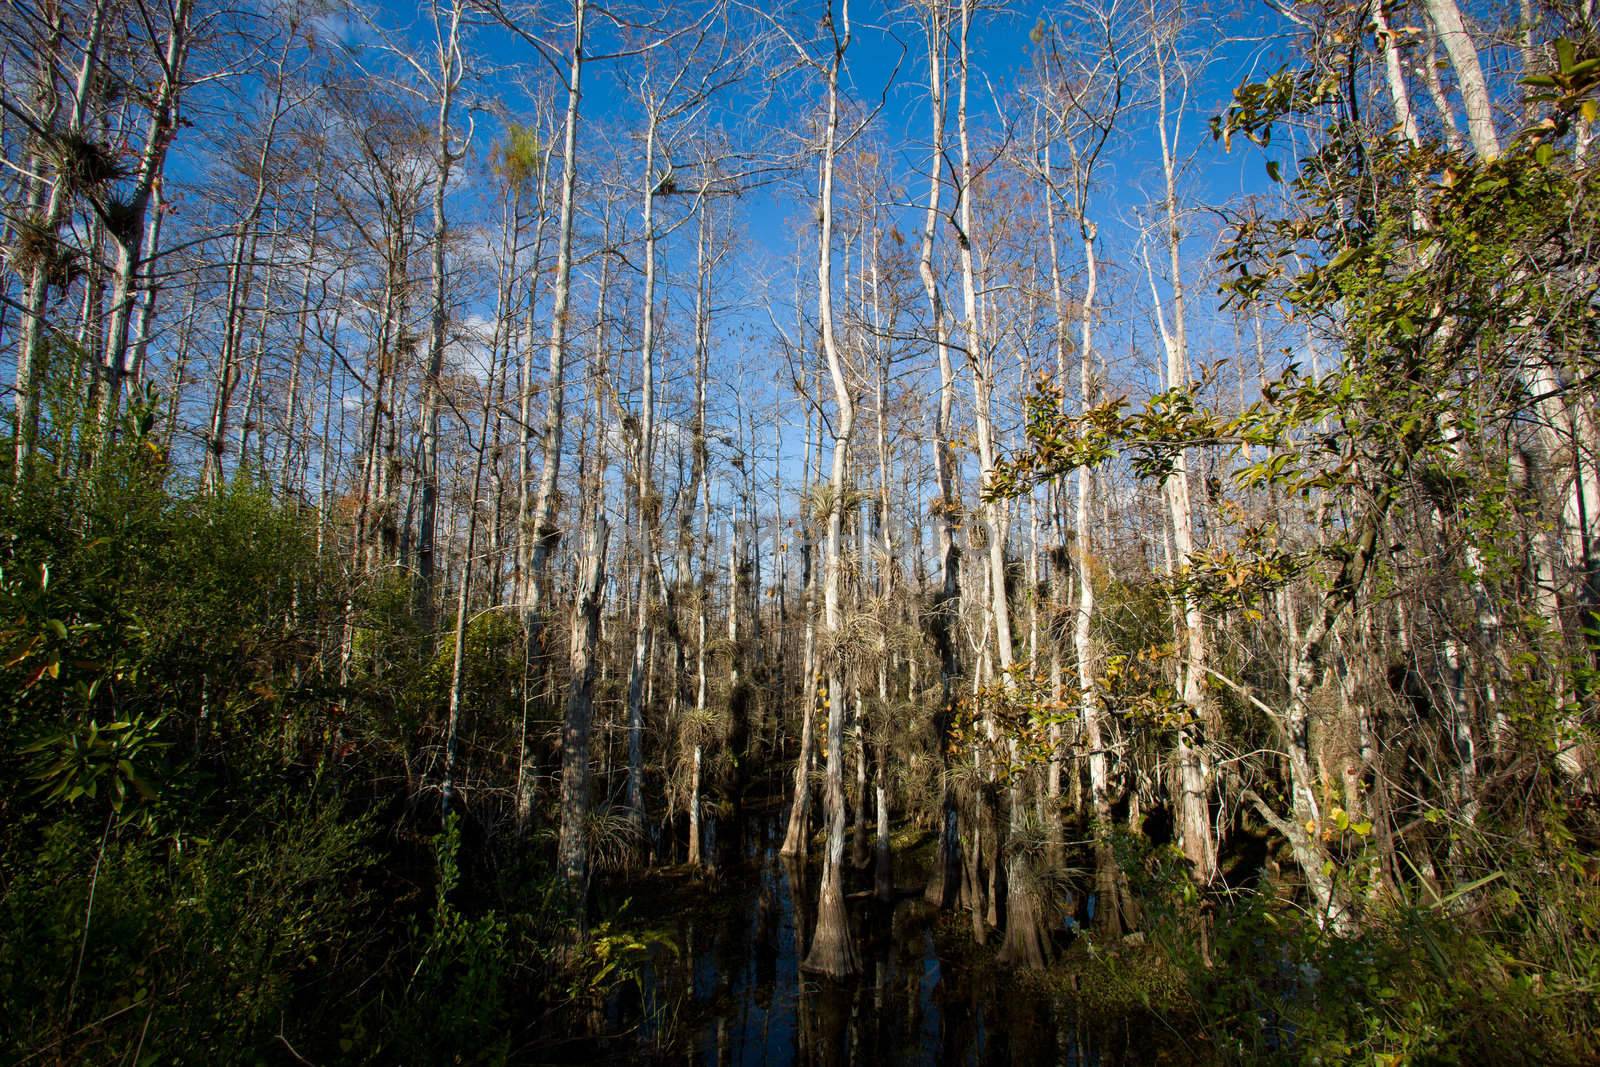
0, 794, 375, 1062
1090, 830, 1600, 1065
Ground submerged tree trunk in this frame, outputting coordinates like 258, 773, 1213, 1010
917, 0, 963, 911
801, 6, 861, 979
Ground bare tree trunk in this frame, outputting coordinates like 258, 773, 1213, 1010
202, 26, 300, 489
1420, 0, 1500, 159
870, 247, 894, 903
801, 6, 861, 979
442, 303, 500, 817
948, 0, 1045, 962
279, 158, 325, 494
559, 514, 610, 919
1076, 216, 1129, 936
624, 112, 663, 858
687, 737, 703, 866
97, 0, 192, 441
122, 174, 168, 400
689, 380, 715, 865
1371, 0, 1419, 145
238, 220, 281, 472
526, 0, 587, 621
416, 0, 468, 634
14, 0, 107, 474
1147, 31, 1217, 883
1042, 139, 1073, 868
515, 116, 555, 617
917, 0, 963, 909
953, 0, 1012, 680
686, 215, 715, 866
782, 354, 820, 857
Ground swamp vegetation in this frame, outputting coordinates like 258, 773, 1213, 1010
3, 0, 1600, 1062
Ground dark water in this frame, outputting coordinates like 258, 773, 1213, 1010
618, 811, 1188, 1066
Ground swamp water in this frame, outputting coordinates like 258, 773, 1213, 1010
589, 807, 1198, 1065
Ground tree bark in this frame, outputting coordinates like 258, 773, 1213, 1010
559, 515, 610, 917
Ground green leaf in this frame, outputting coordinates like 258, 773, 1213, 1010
1431, 870, 1505, 909
1555, 38, 1576, 74
1327, 245, 1361, 271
